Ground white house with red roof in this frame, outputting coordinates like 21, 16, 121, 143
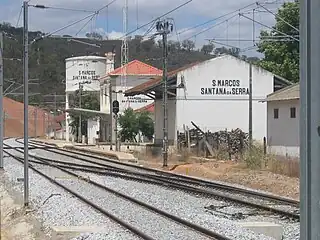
99, 59, 161, 143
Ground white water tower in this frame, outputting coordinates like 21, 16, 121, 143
65, 55, 107, 142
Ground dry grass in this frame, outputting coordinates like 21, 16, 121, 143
133, 143, 300, 178
242, 143, 300, 178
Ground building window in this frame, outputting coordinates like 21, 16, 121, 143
274, 108, 279, 119
290, 107, 296, 118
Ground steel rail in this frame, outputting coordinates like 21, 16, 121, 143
4, 142, 230, 240
3, 148, 155, 240
9, 139, 300, 220
24, 138, 299, 206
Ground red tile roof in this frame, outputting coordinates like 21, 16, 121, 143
108, 60, 162, 76
125, 61, 201, 96
134, 103, 155, 113
3, 97, 59, 137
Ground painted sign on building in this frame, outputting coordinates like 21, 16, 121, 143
72, 70, 100, 81
200, 79, 249, 95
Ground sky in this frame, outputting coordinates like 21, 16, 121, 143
0, 0, 291, 57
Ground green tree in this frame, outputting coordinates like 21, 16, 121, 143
68, 90, 100, 141
257, 1, 299, 82
137, 111, 154, 140
118, 108, 139, 142
118, 108, 154, 142
201, 43, 214, 55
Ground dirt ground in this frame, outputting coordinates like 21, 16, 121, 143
0, 171, 71, 240
139, 158, 299, 200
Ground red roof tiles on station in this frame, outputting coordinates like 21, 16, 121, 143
108, 60, 162, 76
134, 103, 155, 113
125, 61, 200, 96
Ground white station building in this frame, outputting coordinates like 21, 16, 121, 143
266, 83, 299, 157
125, 54, 291, 146
65, 54, 115, 143
98, 59, 162, 142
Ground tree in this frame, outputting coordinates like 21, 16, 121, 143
86, 32, 103, 40
201, 43, 214, 55
257, 1, 299, 82
214, 47, 240, 57
182, 40, 195, 51
137, 111, 154, 140
118, 108, 139, 142
118, 108, 154, 142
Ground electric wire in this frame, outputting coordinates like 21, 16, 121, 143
239, 13, 299, 42
16, 6, 23, 27
116, 0, 193, 40
75, 15, 96, 36
29, 4, 96, 13
178, 1, 258, 35
256, 2, 299, 32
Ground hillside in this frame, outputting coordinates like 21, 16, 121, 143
0, 22, 213, 102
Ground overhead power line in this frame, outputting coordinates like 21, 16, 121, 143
239, 13, 299, 42
29, 4, 96, 13
30, 0, 118, 43
116, 0, 193, 40
178, 1, 258, 35
184, 13, 239, 40
256, 2, 299, 32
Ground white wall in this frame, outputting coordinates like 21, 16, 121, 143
66, 57, 106, 92
267, 99, 299, 157
112, 75, 155, 113
175, 55, 275, 141
87, 118, 100, 144
154, 98, 176, 145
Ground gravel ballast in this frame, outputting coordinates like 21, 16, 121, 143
3, 139, 140, 239
5, 138, 300, 239
73, 172, 280, 240
36, 165, 214, 240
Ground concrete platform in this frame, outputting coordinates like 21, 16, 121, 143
33, 139, 137, 162
64, 145, 137, 162
239, 222, 283, 240
52, 225, 105, 233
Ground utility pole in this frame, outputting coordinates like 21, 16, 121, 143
54, 93, 57, 139
78, 83, 82, 143
0, 31, 4, 169
248, 63, 252, 149
300, 0, 320, 238
156, 19, 173, 167
23, 0, 29, 207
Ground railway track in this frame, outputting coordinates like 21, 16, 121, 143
4, 141, 231, 240
13, 138, 300, 220
26, 139, 299, 205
